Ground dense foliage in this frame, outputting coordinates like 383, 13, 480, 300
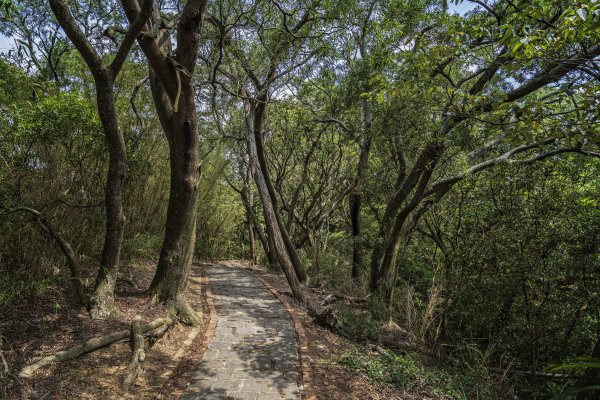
1, 0, 599, 398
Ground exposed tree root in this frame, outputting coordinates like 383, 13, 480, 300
123, 315, 145, 389
172, 297, 202, 327
148, 291, 202, 327
18, 315, 173, 378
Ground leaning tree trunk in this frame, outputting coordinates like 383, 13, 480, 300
369, 141, 443, 295
252, 103, 308, 283
245, 104, 304, 302
241, 185, 276, 268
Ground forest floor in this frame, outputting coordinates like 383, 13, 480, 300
1, 259, 459, 399
233, 260, 452, 400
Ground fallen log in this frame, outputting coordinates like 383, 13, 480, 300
18, 315, 173, 378
123, 315, 145, 388
319, 293, 371, 308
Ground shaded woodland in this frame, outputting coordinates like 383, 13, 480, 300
0, 0, 599, 398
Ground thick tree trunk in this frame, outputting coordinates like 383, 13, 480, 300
121, 0, 208, 325
147, 74, 201, 326
245, 105, 304, 302
89, 78, 127, 319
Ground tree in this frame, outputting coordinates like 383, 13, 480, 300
367, 0, 600, 307
119, 0, 208, 324
204, 0, 330, 298
48, 0, 153, 318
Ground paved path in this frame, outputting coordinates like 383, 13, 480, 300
183, 266, 302, 400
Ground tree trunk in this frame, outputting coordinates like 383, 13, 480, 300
252, 103, 308, 283
369, 142, 443, 295
120, 0, 209, 325
350, 99, 372, 284
247, 216, 257, 264
48, 0, 134, 320
241, 185, 276, 268
265, 228, 280, 270
89, 77, 127, 320
243, 183, 257, 264
147, 72, 201, 326
245, 104, 304, 302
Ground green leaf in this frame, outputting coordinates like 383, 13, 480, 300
555, 380, 600, 399
576, 8, 588, 21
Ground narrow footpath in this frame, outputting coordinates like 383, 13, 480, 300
182, 265, 302, 400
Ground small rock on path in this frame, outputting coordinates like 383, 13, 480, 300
182, 265, 301, 400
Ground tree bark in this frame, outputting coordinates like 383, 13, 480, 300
370, 141, 443, 295
123, 315, 145, 388
48, 0, 151, 319
252, 102, 308, 283
89, 78, 126, 319
245, 101, 304, 302
121, 0, 208, 325
146, 71, 201, 326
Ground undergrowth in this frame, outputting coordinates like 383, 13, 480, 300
339, 346, 468, 399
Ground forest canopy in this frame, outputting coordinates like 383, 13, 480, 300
0, 0, 599, 399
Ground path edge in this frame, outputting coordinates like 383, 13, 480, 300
152, 265, 219, 397
250, 270, 317, 400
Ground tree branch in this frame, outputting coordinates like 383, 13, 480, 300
110, 0, 154, 77
49, 0, 103, 77
426, 141, 599, 196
